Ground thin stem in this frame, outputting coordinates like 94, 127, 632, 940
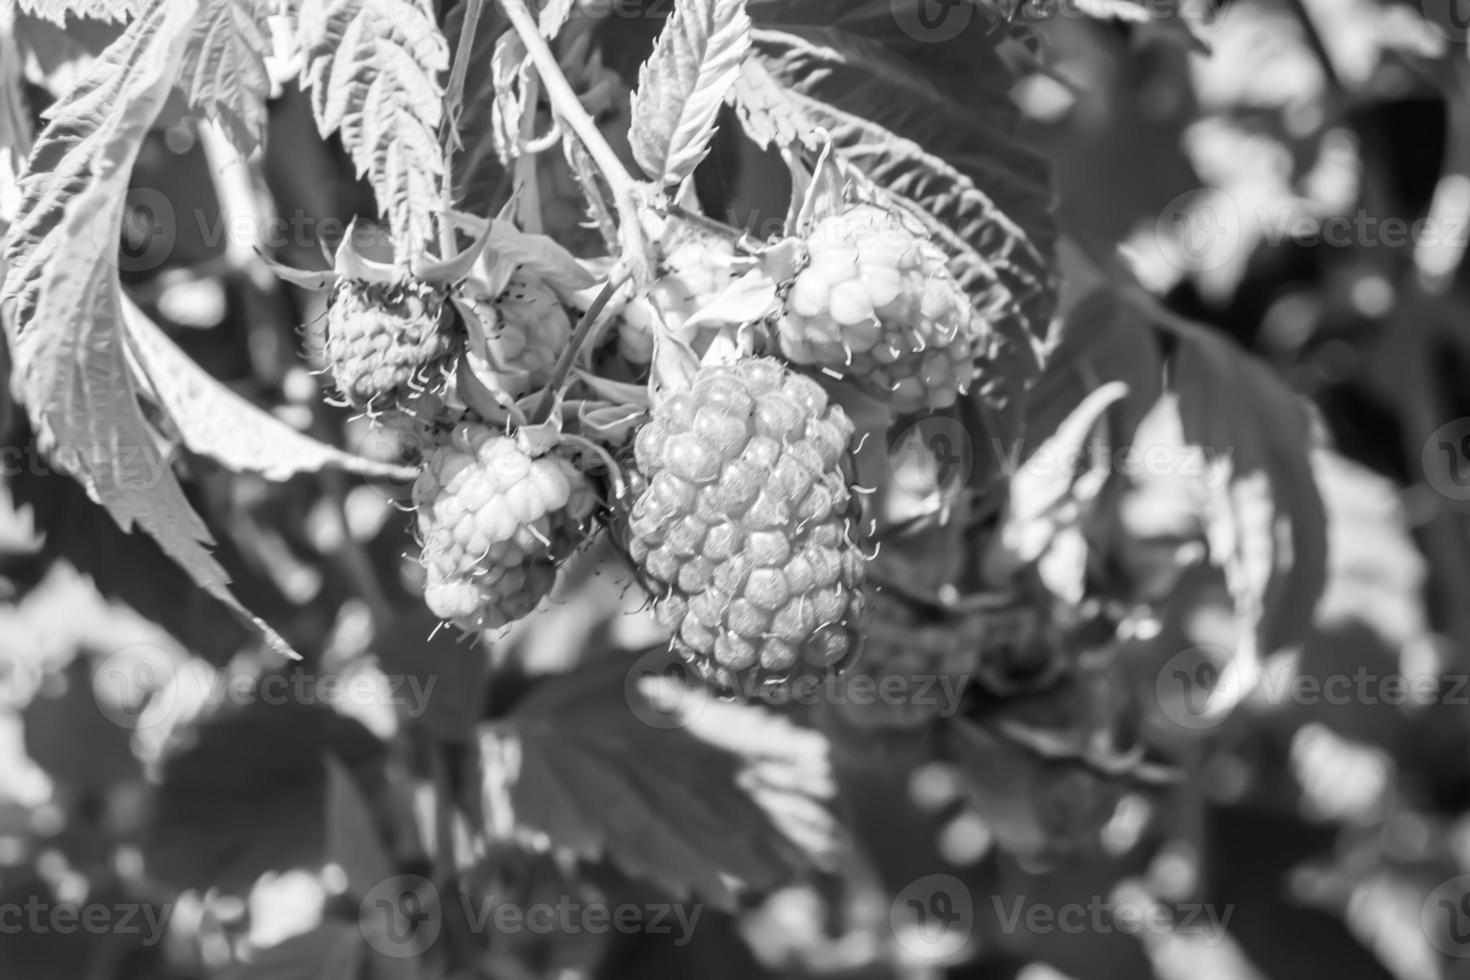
533, 268, 631, 423
443, 0, 485, 150
498, 0, 636, 203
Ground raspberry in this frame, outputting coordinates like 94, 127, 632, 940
774, 204, 980, 414
835, 590, 979, 730
414, 423, 597, 631
325, 278, 456, 410
479, 270, 573, 398
623, 357, 866, 691
616, 234, 737, 365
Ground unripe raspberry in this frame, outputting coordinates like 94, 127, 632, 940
616, 235, 737, 365
623, 357, 866, 691
482, 271, 573, 397
775, 204, 980, 414
414, 423, 597, 631
324, 278, 457, 410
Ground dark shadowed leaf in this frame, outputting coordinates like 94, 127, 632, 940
479, 646, 836, 908
1173, 329, 1327, 657
145, 694, 384, 893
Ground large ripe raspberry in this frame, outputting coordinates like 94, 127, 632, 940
414, 423, 597, 631
325, 278, 456, 410
775, 204, 980, 414
835, 590, 980, 730
623, 358, 866, 692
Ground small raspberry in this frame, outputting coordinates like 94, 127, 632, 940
414, 423, 597, 631
325, 278, 456, 410
616, 235, 737, 365
482, 270, 573, 397
623, 357, 866, 692
775, 204, 980, 414
836, 590, 979, 730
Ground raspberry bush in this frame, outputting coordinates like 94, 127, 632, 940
0, 0, 1461, 979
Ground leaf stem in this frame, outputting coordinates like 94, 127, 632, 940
498, 0, 637, 203
533, 267, 631, 423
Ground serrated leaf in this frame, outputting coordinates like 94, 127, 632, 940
14, 0, 141, 25
0, 0, 295, 659
740, 10, 1054, 326
630, 0, 751, 187
0, 17, 33, 174
442, 0, 507, 209
123, 299, 417, 482
176, 0, 271, 153
1173, 330, 1327, 657
479, 647, 835, 908
297, 0, 448, 252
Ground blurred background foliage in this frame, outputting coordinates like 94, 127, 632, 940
5, 0, 1470, 979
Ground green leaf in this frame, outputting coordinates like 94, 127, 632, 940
1172, 330, 1328, 657
123, 299, 418, 482
145, 694, 384, 893
325, 756, 396, 896
630, 0, 752, 187
479, 647, 836, 908
176, 0, 272, 153
0, 15, 33, 173
0, 0, 295, 659
1023, 288, 1163, 454
297, 0, 449, 251
14, 0, 140, 25
991, 381, 1130, 602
